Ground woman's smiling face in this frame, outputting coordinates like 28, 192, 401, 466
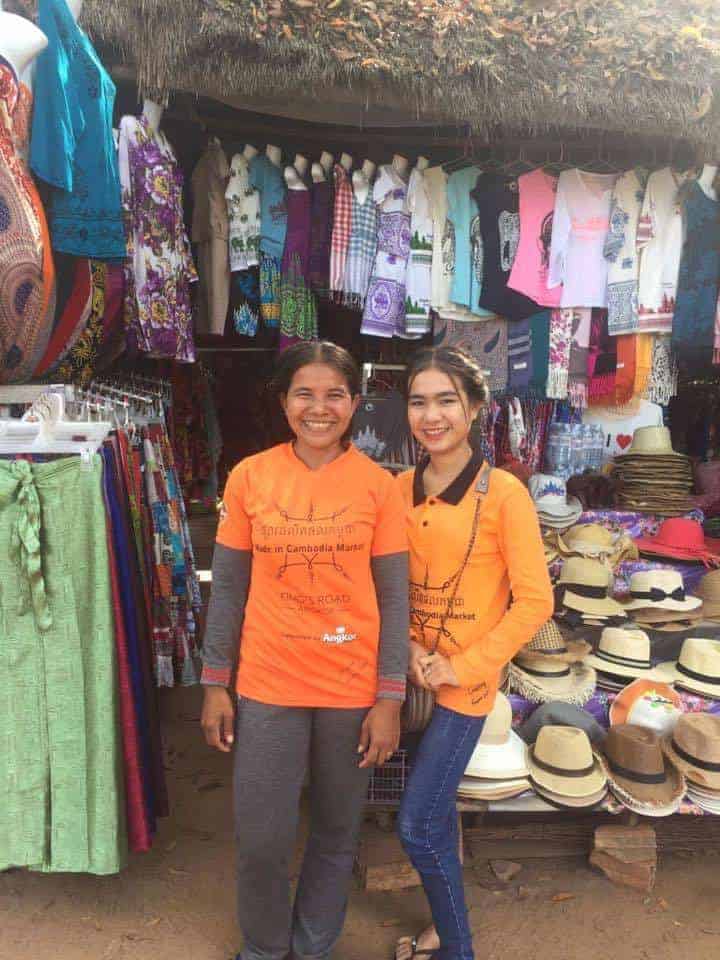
281, 362, 359, 455
407, 367, 480, 455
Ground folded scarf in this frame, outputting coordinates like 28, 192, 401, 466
546, 308, 573, 399
568, 308, 592, 409
614, 334, 636, 405
588, 309, 617, 402
507, 318, 532, 394
529, 310, 551, 396
633, 333, 653, 396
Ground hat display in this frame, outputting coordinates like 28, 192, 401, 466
556, 523, 639, 565
621, 569, 702, 613
655, 637, 720, 698
519, 619, 590, 663
509, 654, 597, 706
529, 474, 583, 529
600, 724, 685, 816
613, 428, 693, 517
556, 557, 627, 618
633, 518, 720, 566
528, 725, 607, 803
692, 569, 720, 621
584, 627, 667, 681
662, 713, 720, 790
609, 679, 683, 736
464, 692, 529, 781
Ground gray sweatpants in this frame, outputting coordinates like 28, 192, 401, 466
233, 697, 372, 960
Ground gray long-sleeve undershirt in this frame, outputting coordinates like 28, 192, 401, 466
201, 543, 409, 700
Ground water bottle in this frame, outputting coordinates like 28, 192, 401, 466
544, 431, 558, 474
554, 424, 571, 479
592, 425, 606, 470
582, 424, 595, 473
569, 422, 584, 477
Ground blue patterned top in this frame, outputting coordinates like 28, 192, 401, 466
30, 0, 125, 260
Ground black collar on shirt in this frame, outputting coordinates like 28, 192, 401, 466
413, 448, 486, 507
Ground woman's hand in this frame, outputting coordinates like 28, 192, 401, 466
357, 699, 402, 768
201, 686, 236, 752
419, 652, 460, 691
408, 639, 430, 689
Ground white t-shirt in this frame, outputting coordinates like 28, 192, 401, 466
582, 399, 664, 463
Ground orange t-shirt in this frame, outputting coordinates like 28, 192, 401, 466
398, 457, 554, 717
217, 442, 407, 708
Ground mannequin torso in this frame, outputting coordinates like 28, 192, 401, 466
284, 165, 308, 191
415, 155, 429, 173
351, 169, 370, 205
340, 152, 353, 173
698, 163, 718, 201
311, 162, 326, 183
320, 151, 334, 177
142, 98, 164, 134
266, 144, 282, 168
242, 143, 258, 162
361, 159, 376, 181
0, 13, 48, 80
391, 153, 409, 180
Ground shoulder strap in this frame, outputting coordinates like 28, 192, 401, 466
474, 461, 494, 496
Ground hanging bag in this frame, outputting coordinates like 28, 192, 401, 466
401, 462, 493, 733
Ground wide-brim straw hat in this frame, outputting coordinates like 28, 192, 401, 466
537, 507, 583, 531
654, 637, 720, 698
520, 619, 591, 663
615, 426, 684, 458
584, 627, 668, 680
464, 692, 529, 780
557, 557, 626, 617
628, 604, 704, 625
692, 570, 720, 619
509, 656, 597, 706
662, 713, 720, 790
457, 777, 531, 801
687, 787, 720, 814
532, 782, 608, 810
599, 724, 685, 815
528, 725, 607, 798
634, 518, 720, 566
529, 474, 584, 521
622, 569, 703, 613
609, 679, 683, 735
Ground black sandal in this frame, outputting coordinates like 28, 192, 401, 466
394, 937, 436, 960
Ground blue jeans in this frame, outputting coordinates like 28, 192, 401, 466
398, 705, 486, 960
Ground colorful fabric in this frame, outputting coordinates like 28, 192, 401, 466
216, 442, 407, 708
672, 181, 720, 361
0, 59, 54, 385
568, 308, 592, 409
529, 310, 552, 396
507, 317, 532, 393
634, 333, 654, 397
329, 163, 352, 296
549, 169, 617, 308
588, 310, 617, 402
31, 0, 125, 259
404, 167, 433, 335
249, 153, 287, 260
546, 308, 573, 399
644, 334, 678, 406
118, 114, 197, 362
226, 153, 261, 271
636, 167, 688, 333
446, 165, 490, 315
280, 189, 317, 340
342, 187, 377, 307
433, 314, 508, 395
0, 457, 125, 875
508, 168, 561, 307
605, 169, 648, 335
259, 253, 281, 327
51, 259, 107, 386
308, 178, 333, 298
33, 255, 92, 378
230, 267, 260, 337
614, 334, 637, 405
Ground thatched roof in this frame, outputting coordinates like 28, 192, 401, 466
82, 1, 720, 147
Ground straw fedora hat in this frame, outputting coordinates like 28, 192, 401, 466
655, 637, 720, 697
634, 518, 720, 565
464, 692, 529, 780
609, 678, 683, 735
584, 627, 667, 681
557, 557, 626, 618
629, 603, 704, 625
520, 619, 590, 663
616, 426, 683, 458
662, 713, 720, 790
692, 570, 720, 620
557, 523, 638, 564
686, 785, 720, 813
509, 655, 597, 706
599, 724, 685, 816
528, 725, 606, 798
622, 570, 702, 613
532, 782, 608, 810
457, 776, 531, 801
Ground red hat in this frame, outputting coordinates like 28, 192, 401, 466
634, 518, 720, 566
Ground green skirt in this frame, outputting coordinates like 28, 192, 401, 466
0, 455, 126, 874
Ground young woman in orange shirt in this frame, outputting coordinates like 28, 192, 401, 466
200, 341, 409, 960
395, 346, 553, 960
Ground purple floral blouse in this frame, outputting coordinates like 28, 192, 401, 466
118, 115, 197, 362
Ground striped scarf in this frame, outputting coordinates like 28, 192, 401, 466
342, 191, 378, 307
329, 164, 353, 297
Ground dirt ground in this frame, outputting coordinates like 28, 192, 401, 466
2, 686, 720, 960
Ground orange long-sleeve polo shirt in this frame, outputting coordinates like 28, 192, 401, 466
398, 452, 554, 716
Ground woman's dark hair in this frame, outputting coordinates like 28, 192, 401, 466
406, 346, 489, 408
273, 340, 361, 397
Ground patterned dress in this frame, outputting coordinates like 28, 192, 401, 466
0, 58, 53, 385
279, 188, 317, 340
118, 114, 197, 362
361, 166, 412, 338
